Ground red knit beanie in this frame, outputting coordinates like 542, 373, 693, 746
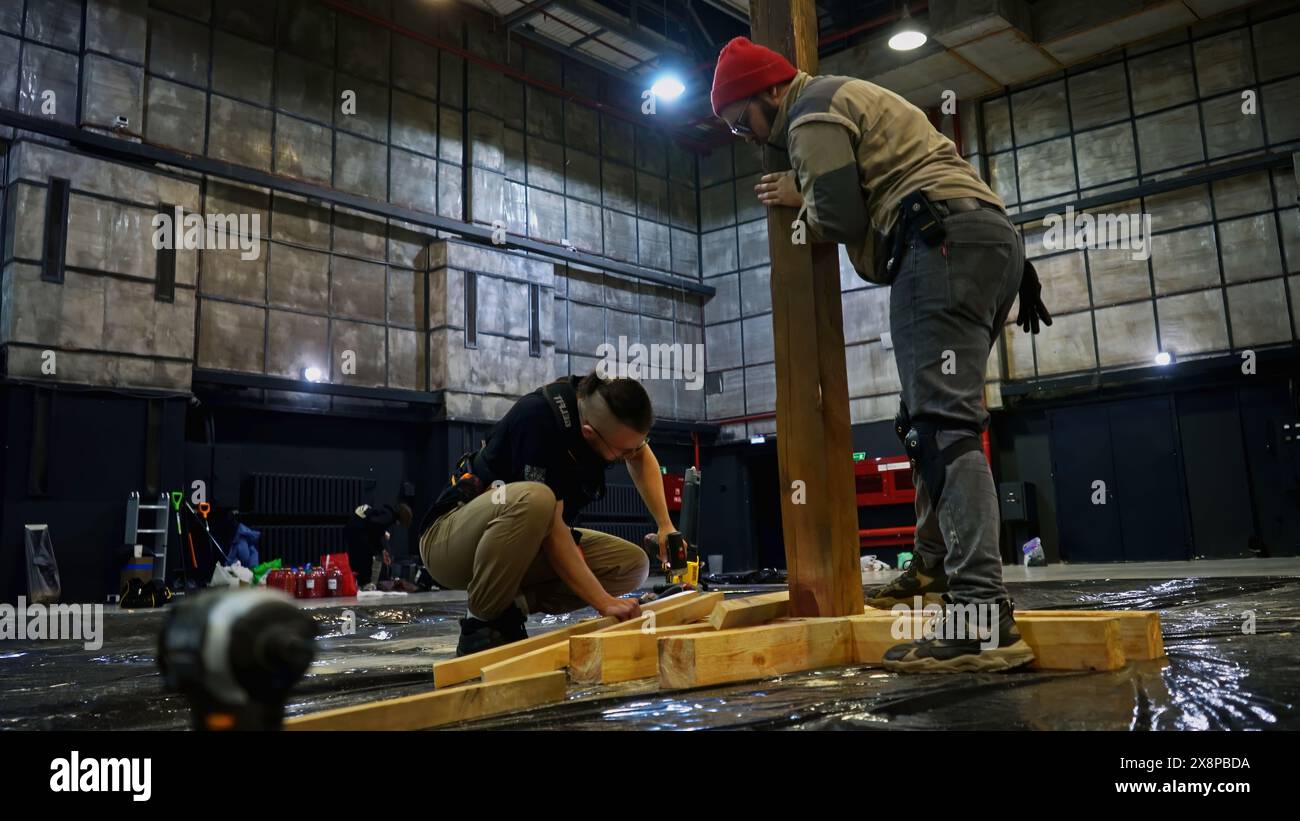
710, 37, 798, 118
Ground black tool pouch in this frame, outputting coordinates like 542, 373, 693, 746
900, 190, 947, 247
872, 226, 896, 283
894, 402, 911, 446
880, 191, 949, 282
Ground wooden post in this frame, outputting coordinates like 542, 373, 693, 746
750, 0, 862, 617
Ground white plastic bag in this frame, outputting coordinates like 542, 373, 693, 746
229, 562, 254, 586
209, 563, 239, 588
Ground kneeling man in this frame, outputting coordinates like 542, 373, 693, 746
418, 373, 678, 655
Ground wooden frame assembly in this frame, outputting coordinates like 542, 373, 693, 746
288, 587, 1166, 729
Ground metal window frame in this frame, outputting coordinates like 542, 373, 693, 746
979, 6, 1300, 389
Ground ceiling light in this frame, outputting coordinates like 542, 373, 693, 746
650, 74, 685, 101
888, 6, 927, 51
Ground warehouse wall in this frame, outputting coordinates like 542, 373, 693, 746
0, 0, 708, 422
2, 141, 199, 389
697, 139, 775, 439
706, 2, 1300, 434
459, 8, 705, 421
0, 0, 719, 601
982, 6, 1300, 387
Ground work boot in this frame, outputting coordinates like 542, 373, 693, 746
455, 604, 528, 657
865, 555, 948, 609
881, 596, 1035, 673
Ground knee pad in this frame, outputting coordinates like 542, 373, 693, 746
904, 422, 982, 505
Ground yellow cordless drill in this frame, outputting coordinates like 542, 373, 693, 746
645, 531, 700, 593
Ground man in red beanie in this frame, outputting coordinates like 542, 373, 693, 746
711, 36, 1052, 674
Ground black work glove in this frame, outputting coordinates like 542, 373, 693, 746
1016, 260, 1053, 335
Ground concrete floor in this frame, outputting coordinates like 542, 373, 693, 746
999, 558, 1300, 581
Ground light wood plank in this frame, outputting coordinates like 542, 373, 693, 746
479, 592, 721, 683
433, 589, 699, 688
862, 608, 1164, 661
658, 617, 855, 689
597, 591, 722, 635
849, 612, 1126, 671
1014, 610, 1164, 660
286, 671, 566, 731
1018, 617, 1126, 670
434, 617, 614, 688
709, 590, 790, 630
571, 623, 716, 684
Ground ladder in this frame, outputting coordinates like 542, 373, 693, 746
125, 492, 171, 581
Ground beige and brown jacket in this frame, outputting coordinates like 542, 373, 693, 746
768, 70, 1003, 282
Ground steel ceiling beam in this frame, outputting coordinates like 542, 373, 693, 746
504, 0, 562, 27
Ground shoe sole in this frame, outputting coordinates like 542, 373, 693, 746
455, 632, 529, 658
865, 592, 947, 610
880, 640, 1036, 674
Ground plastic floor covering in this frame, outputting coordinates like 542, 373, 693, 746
2, 575, 1297, 731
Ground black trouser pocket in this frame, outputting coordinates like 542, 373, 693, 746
944, 239, 1011, 328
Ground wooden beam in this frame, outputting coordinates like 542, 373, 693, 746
1017, 617, 1126, 671
849, 612, 1126, 671
861, 607, 1165, 660
751, 0, 862, 619
1014, 611, 1164, 660
571, 623, 716, 684
597, 591, 723, 635
476, 636, 590, 683
658, 617, 855, 689
285, 671, 566, 731
708, 590, 790, 630
433, 590, 700, 688
479, 592, 722, 683
434, 617, 614, 688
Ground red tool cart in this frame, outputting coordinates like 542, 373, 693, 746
855, 431, 992, 557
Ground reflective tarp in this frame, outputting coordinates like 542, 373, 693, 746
2, 576, 1296, 730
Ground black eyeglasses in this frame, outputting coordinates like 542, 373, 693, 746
724, 95, 755, 136
586, 422, 648, 461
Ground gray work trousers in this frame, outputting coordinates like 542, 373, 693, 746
889, 205, 1024, 603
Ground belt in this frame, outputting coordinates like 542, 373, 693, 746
934, 196, 1001, 216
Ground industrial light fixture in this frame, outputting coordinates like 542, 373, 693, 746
302, 366, 324, 382
1154, 351, 1174, 366
888, 5, 928, 51
648, 0, 684, 102
650, 73, 686, 102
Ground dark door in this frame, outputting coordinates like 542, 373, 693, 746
1177, 390, 1254, 558
748, 446, 785, 571
1048, 405, 1124, 562
1239, 382, 1300, 557
1108, 397, 1190, 561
